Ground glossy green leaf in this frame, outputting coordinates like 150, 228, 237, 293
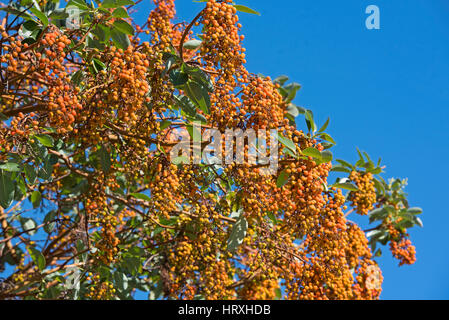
305, 109, 316, 133
34, 134, 54, 147
130, 193, 151, 202
67, 0, 90, 10
30, 190, 42, 208
0, 171, 14, 209
273, 75, 289, 86
112, 7, 129, 18
330, 165, 351, 173
101, 0, 134, 8
183, 39, 202, 50
318, 117, 330, 133
320, 150, 332, 163
185, 81, 211, 114
333, 182, 359, 191
276, 169, 290, 188
276, 134, 296, 155
227, 215, 248, 252
302, 147, 321, 159
113, 19, 134, 35
336, 159, 354, 170
169, 69, 189, 87
43, 210, 57, 233
30, 7, 49, 26
24, 164, 37, 184
175, 95, 197, 117
28, 247, 46, 271
407, 207, 423, 215
233, 4, 260, 15
0, 162, 21, 172
98, 145, 111, 173
110, 28, 131, 49
318, 133, 336, 145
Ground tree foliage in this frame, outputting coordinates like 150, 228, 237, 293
0, 0, 421, 300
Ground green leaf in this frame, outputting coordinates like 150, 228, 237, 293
320, 150, 332, 163
28, 247, 46, 271
333, 182, 359, 192
284, 82, 301, 102
185, 81, 210, 114
71, 70, 84, 86
30, 190, 42, 208
0, 171, 14, 209
304, 109, 316, 133
92, 58, 106, 73
169, 69, 189, 87
366, 229, 383, 239
413, 216, 423, 227
227, 215, 248, 253
38, 156, 54, 180
301, 147, 321, 159
98, 145, 111, 173
0, 162, 21, 172
92, 24, 110, 43
34, 134, 54, 147
112, 7, 129, 18
101, 0, 134, 8
273, 75, 289, 86
318, 133, 336, 145
113, 19, 134, 35
175, 95, 197, 117
130, 193, 151, 202
43, 210, 57, 233
30, 7, 49, 26
330, 165, 351, 173
368, 207, 388, 223
160, 120, 172, 130
318, 117, 330, 133
110, 28, 131, 49
276, 133, 296, 155
67, 0, 90, 10
48, 9, 68, 20
183, 39, 202, 50
407, 207, 422, 215
336, 159, 354, 170
276, 169, 290, 188
267, 212, 278, 225
286, 103, 299, 118
20, 20, 40, 38
183, 65, 214, 92
24, 164, 37, 184
233, 4, 260, 16
367, 166, 382, 174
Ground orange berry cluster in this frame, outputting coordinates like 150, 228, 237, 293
387, 223, 416, 266
390, 238, 416, 266
239, 76, 286, 130
86, 273, 116, 300
201, 0, 246, 85
148, 0, 177, 50
348, 171, 377, 215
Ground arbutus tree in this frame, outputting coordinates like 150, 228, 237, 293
0, 0, 422, 300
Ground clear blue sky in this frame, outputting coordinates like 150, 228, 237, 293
132, 0, 449, 299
